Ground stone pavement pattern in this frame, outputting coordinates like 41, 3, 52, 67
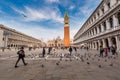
0, 48, 120, 80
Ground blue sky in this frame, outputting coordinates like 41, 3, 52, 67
0, 0, 101, 42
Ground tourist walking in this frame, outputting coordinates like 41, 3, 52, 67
111, 45, 118, 56
99, 46, 104, 57
48, 47, 51, 54
74, 47, 77, 52
42, 47, 46, 57
69, 46, 72, 56
15, 47, 27, 68
104, 48, 108, 57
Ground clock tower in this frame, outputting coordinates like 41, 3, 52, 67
64, 11, 70, 47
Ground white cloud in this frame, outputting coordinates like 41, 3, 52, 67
69, 5, 75, 10
12, 6, 63, 23
0, 18, 64, 42
79, 0, 101, 18
20, 26, 64, 42
45, 0, 59, 3
79, 6, 93, 17
70, 17, 86, 39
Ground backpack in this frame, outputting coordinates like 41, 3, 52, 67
17, 50, 25, 57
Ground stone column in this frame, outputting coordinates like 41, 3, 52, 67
92, 42, 94, 49
113, 14, 118, 28
0, 29, 4, 47
110, 0, 117, 6
4, 36, 8, 48
115, 36, 120, 51
102, 39, 106, 48
101, 23, 104, 32
104, 3, 108, 12
89, 42, 91, 49
89, 43, 91, 49
91, 30, 93, 36
94, 28, 96, 35
108, 37, 112, 47
106, 19, 110, 30
94, 41, 97, 50
99, 9, 102, 16
97, 26, 100, 34
98, 40, 101, 49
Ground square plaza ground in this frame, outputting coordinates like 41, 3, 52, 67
0, 49, 120, 80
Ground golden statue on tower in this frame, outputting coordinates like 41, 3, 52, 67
64, 10, 70, 47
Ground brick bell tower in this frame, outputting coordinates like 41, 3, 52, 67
64, 10, 70, 47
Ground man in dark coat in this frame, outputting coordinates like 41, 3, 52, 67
69, 46, 72, 56
111, 45, 117, 56
99, 46, 104, 57
48, 47, 52, 54
15, 47, 27, 68
42, 47, 46, 57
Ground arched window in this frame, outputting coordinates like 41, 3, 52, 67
93, 29, 94, 35
107, 2, 110, 8
95, 27, 97, 34
106, 0, 110, 9
101, 8, 104, 14
99, 25, 101, 33
116, 0, 119, 3
103, 22, 106, 31
97, 12, 100, 17
117, 12, 120, 25
109, 17, 113, 28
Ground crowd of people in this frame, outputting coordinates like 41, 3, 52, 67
14, 45, 118, 68
99, 45, 118, 58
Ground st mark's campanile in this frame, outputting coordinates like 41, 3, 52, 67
64, 11, 70, 47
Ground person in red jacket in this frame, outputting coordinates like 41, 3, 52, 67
104, 48, 108, 57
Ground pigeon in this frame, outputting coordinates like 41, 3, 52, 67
110, 63, 113, 66
21, 13, 27, 17
82, 60, 84, 62
98, 65, 101, 68
41, 64, 44, 68
56, 62, 60, 66
113, 57, 116, 59
60, 58, 62, 61
105, 59, 107, 62
98, 59, 100, 61
88, 56, 91, 58
87, 62, 90, 65
77, 58, 79, 60
86, 58, 89, 60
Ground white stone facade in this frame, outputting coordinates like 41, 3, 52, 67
0, 24, 43, 50
74, 0, 120, 51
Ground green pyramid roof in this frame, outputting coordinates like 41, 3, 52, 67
64, 10, 69, 18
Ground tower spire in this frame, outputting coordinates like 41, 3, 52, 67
64, 9, 69, 18
64, 10, 69, 24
